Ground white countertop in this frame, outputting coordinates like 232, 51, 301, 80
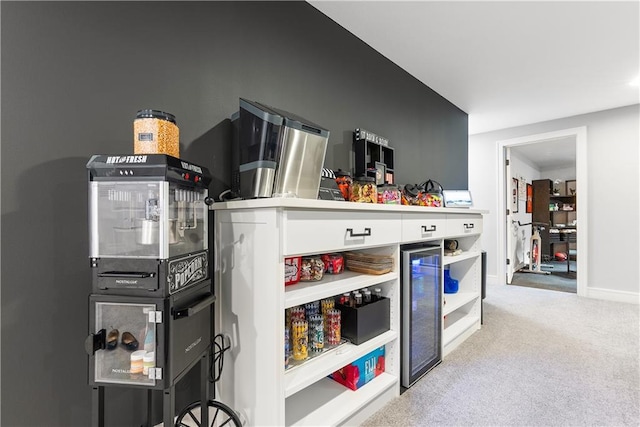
210, 197, 488, 215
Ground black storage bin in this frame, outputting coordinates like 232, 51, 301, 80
337, 297, 390, 345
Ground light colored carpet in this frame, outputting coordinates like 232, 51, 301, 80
362, 284, 640, 426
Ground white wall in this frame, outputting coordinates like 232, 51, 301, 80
469, 104, 639, 303
510, 151, 542, 266
542, 166, 576, 183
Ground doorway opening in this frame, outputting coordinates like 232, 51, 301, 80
497, 127, 588, 296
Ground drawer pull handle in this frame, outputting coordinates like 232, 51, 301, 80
421, 225, 437, 232
346, 227, 371, 237
464, 223, 475, 229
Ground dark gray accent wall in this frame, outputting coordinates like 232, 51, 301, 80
1, 1, 467, 425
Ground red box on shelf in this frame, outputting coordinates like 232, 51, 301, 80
331, 346, 385, 390
284, 256, 302, 286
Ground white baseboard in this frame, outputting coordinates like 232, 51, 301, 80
585, 287, 640, 304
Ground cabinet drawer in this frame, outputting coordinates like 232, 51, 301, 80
283, 210, 400, 256
446, 214, 483, 237
401, 213, 446, 242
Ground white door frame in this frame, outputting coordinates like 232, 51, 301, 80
496, 127, 588, 296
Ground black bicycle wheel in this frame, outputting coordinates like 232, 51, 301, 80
175, 399, 242, 427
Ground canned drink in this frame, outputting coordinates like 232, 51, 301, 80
292, 320, 308, 361
321, 298, 335, 315
305, 301, 320, 317
325, 308, 341, 346
308, 314, 324, 351
288, 306, 305, 324
285, 327, 291, 368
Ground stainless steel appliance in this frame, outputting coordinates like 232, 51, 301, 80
237, 99, 283, 199
235, 98, 329, 199
400, 244, 442, 388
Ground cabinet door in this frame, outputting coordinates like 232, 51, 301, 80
91, 299, 158, 387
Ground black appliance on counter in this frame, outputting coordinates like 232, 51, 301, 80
231, 98, 330, 200
318, 168, 346, 201
84, 155, 214, 426
400, 244, 442, 389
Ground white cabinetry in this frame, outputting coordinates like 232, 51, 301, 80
442, 220, 483, 357
212, 199, 484, 426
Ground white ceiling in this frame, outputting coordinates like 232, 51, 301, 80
308, 0, 640, 137
510, 135, 576, 170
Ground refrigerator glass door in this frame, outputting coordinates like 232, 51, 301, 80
402, 246, 441, 388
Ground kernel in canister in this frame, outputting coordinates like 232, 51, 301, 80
134, 109, 180, 158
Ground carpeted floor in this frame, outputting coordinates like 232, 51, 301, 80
510, 260, 577, 293
362, 283, 640, 427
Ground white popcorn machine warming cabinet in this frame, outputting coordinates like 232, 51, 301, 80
84, 154, 214, 427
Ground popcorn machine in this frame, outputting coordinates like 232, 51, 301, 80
84, 154, 214, 426
87, 154, 212, 296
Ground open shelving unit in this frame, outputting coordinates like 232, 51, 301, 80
443, 250, 482, 265
285, 372, 397, 426
213, 204, 402, 426
285, 270, 397, 309
285, 330, 397, 397
353, 128, 395, 184
532, 178, 577, 271
442, 232, 482, 357
212, 200, 484, 426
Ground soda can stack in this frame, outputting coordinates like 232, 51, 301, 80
305, 301, 320, 317
308, 314, 324, 352
320, 298, 336, 340
288, 306, 305, 325
325, 308, 341, 346
285, 327, 291, 368
320, 298, 335, 315
292, 320, 308, 361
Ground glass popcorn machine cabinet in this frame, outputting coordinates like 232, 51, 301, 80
87, 154, 212, 297
85, 280, 213, 390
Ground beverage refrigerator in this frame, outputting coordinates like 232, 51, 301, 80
400, 244, 442, 389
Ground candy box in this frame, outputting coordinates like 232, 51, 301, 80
331, 346, 385, 390
321, 253, 344, 274
284, 256, 302, 286
300, 256, 324, 281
